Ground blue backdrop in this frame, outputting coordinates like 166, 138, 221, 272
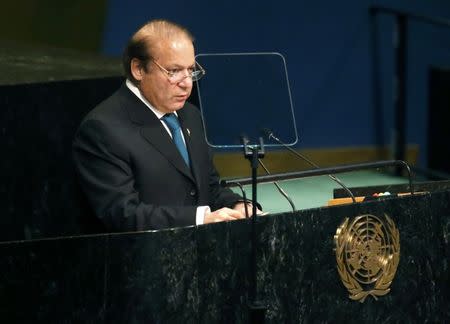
101, 0, 450, 167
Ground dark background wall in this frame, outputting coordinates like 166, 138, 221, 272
0, 0, 108, 52
0, 77, 123, 241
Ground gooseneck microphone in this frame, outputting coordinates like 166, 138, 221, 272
262, 129, 356, 203
240, 134, 297, 212
258, 158, 297, 212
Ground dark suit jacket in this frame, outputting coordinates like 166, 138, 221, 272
72, 84, 242, 232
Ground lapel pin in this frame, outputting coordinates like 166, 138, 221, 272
186, 128, 191, 136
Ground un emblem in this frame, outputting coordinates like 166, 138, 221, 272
334, 214, 400, 302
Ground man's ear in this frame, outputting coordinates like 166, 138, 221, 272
130, 58, 144, 81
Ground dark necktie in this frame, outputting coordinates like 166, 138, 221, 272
162, 113, 190, 167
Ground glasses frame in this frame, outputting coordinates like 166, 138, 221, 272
152, 59, 206, 83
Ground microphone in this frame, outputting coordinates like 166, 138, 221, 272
262, 129, 356, 203
258, 158, 297, 212
239, 134, 295, 213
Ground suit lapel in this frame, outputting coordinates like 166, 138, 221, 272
178, 108, 203, 188
118, 85, 194, 181
140, 126, 193, 181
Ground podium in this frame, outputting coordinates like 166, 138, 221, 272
0, 188, 448, 322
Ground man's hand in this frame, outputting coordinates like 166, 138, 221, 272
204, 207, 246, 224
233, 202, 264, 217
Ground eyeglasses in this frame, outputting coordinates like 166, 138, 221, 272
152, 59, 206, 83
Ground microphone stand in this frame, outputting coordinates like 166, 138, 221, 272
241, 136, 266, 323
264, 130, 356, 203
258, 158, 297, 212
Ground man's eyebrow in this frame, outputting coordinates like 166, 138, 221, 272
168, 63, 195, 68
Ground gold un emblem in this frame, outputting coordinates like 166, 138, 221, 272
334, 214, 400, 302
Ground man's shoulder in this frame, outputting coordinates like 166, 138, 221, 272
74, 85, 135, 140
82, 85, 130, 123
181, 101, 201, 118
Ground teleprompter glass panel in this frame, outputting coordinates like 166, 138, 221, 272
195, 53, 298, 148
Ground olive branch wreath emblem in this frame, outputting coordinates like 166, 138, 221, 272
334, 214, 400, 302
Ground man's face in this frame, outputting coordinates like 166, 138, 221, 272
134, 36, 195, 114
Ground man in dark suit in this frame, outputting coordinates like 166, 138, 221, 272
73, 19, 258, 232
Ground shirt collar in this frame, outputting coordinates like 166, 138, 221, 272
125, 79, 178, 119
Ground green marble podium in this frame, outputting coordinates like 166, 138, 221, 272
0, 188, 448, 322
